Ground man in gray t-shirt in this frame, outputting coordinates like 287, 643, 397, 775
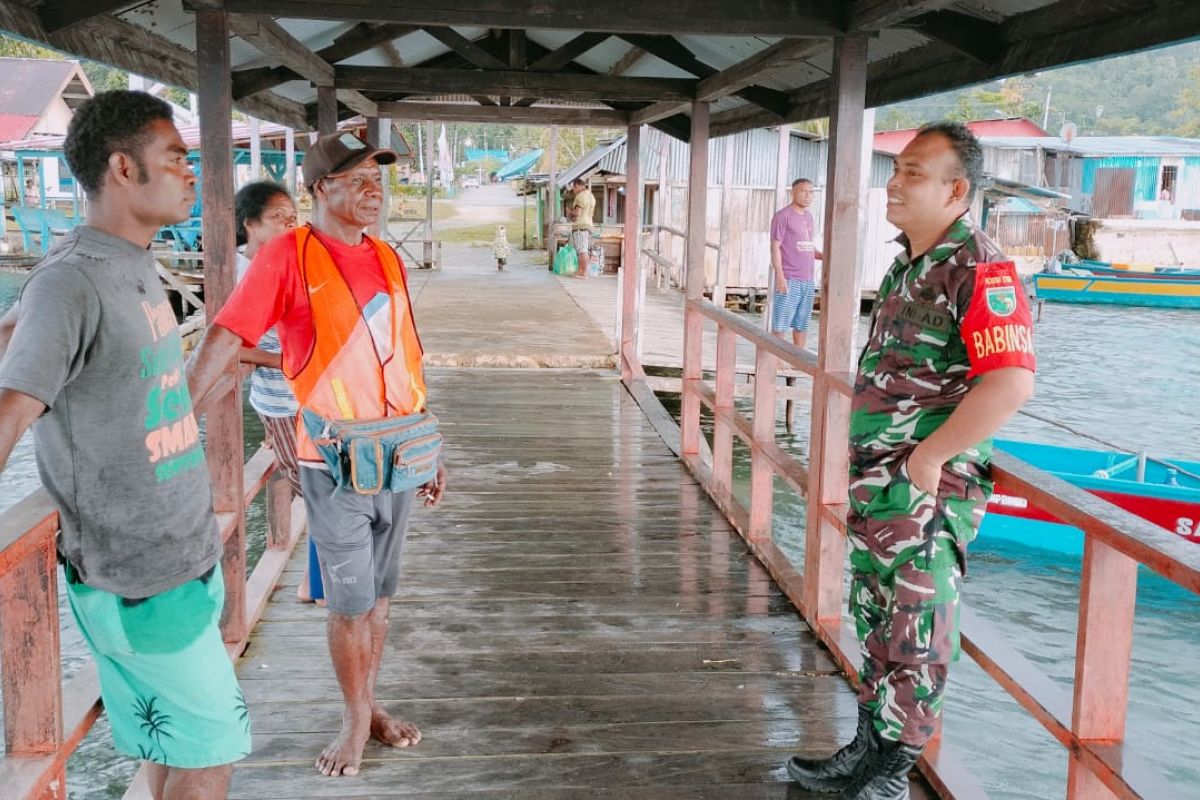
0, 91, 247, 799
0, 225, 220, 595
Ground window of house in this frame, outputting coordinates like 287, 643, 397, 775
1160, 165, 1178, 201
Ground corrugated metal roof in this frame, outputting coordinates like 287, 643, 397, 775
0, 58, 85, 116
981, 136, 1200, 157
559, 128, 893, 189
0, 116, 39, 143
557, 138, 626, 186
16, 0, 1182, 139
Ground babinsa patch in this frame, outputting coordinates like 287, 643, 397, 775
898, 301, 954, 334
985, 286, 1018, 317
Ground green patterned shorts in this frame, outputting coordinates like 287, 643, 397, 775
64, 562, 252, 768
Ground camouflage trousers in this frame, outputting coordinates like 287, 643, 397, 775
847, 457, 986, 747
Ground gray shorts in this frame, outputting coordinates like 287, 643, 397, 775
300, 467, 416, 616
571, 229, 591, 254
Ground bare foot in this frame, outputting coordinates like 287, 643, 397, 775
316, 711, 370, 776
371, 706, 422, 748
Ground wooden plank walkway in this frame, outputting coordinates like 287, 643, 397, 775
229, 368, 862, 798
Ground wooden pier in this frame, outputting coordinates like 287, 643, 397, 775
228, 368, 867, 798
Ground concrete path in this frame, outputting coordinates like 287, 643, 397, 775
408, 244, 616, 368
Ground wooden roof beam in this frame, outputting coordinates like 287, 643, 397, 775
609, 46, 647, 78
218, 1, 844, 37
713, 0, 1200, 138
848, 0, 958, 31
618, 34, 714, 79
630, 100, 690, 126
905, 10, 1003, 64
336, 89, 377, 118
232, 22, 418, 100
696, 38, 829, 101
509, 29, 526, 69
380, 41, 406, 68
334, 66, 696, 102
38, 0, 134, 34
619, 34, 791, 120
422, 26, 508, 70
377, 101, 629, 127
527, 32, 610, 72
227, 13, 334, 87
321, 23, 419, 64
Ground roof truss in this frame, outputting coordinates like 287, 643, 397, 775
216, 0, 844, 37
1, 0, 1196, 141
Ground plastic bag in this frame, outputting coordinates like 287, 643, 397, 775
553, 244, 579, 275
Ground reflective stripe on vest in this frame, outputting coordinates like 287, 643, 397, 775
285, 226, 426, 460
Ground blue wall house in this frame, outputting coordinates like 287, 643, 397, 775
979, 136, 1200, 220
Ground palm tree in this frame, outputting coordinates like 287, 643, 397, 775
133, 695, 175, 752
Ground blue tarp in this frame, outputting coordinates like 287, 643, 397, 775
495, 149, 543, 181
464, 147, 509, 163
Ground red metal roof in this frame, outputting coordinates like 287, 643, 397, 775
873, 118, 1050, 156
0, 115, 39, 143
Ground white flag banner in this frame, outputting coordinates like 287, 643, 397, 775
437, 125, 454, 185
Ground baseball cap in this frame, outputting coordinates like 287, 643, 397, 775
303, 132, 396, 190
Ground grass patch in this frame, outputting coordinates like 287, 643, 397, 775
436, 207, 539, 246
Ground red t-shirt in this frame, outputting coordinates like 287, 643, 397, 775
959, 261, 1036, 378
213, 228, 392, 361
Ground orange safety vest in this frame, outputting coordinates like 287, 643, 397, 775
284, 226, 427, 461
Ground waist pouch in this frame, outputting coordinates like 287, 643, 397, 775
301, 408, 442, 495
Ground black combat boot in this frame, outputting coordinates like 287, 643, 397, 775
838, 731, 923, 800
786, 705, 875, 793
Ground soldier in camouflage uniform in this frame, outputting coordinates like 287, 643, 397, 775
788, 123, 1036, 800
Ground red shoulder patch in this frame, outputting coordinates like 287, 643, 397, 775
960, 261, 1036, 378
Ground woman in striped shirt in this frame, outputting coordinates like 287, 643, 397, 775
235, 181, 324, 605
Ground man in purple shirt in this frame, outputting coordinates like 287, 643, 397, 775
770, 178, 824, 349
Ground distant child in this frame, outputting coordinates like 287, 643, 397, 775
493, 223, 512, 270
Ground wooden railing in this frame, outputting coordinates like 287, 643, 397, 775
0, 384, 305, 800
625, 295, 1199, 800
642, 224, 721, 290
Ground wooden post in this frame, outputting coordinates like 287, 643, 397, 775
196, 7, 247, 644
424, 120, 434, 267
767, 124, 790, 329
284, 127, 296, 196
317, 86, 337, 137
265, 472, 293, 551
366, 117, 390, 239
248, 116, 261, 181
712, 326, 737, 503
680, 101, 709, 458
0, 521, 62, 757
775, 125, 797, 429
1067, 538, 1137, 800
714, 135, 733, 310
750, 348, 778, 543
546, 125, 559, 257
621, 124, 643, 380
803, 36, 868, 626
654, 131, 669, 293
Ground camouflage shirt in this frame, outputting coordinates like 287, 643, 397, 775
849, 215, 1036, 483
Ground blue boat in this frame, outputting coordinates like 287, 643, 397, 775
1031, 271, 1200, 309
982, 439, 1200, 556
1076, 259, 1200, 280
